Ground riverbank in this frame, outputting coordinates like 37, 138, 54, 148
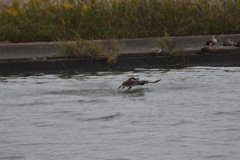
0, 35, 240, 75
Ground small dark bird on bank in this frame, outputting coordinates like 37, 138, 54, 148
204, 35, 217, 46
221, 39, 234, 46
153, 49, 162, 54
119, 77, 161, 90
234, 41, 240, 47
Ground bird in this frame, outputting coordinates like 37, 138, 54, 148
221, 39, 234, 46
234, 41, 240, 47
204, 35, 217, 46
153, 48, 162, 54
201, 45, 213, 55
118, 77, 161, 90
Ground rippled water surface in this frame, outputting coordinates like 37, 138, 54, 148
0, 67, 240, 160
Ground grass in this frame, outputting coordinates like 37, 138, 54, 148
0, 0, 240, 43
156, 32, 180, 55
58, 35, 123, 66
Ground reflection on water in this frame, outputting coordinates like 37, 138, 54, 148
0, 67, 240, 160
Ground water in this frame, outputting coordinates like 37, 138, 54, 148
0, 67, 240, 160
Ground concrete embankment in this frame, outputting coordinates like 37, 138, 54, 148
1, 35, 240, 75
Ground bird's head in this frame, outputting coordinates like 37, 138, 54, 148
131, 77, 139, 81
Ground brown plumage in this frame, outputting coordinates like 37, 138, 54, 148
222, 39, 234, 46
119, 77, 161, 90
204, 35, 217, 46
201, 45, 213, 55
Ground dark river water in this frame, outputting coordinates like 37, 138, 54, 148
0, 67, 240, 160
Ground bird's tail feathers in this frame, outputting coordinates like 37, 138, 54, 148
147, 79, 161, 83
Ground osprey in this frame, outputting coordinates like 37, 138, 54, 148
119, 77, 161, 90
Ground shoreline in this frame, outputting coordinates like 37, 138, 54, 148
1, 35, 240, 75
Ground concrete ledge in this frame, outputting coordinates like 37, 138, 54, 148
0, 42, 59, 60
1, 34, 240, 59
0, 53, 240, 75
1, 34, 240, 75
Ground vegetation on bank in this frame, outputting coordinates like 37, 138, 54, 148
0, 0, 240, 43
156, 32, 180, 55
58, 36, 123, 65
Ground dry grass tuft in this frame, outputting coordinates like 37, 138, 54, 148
58, 36, 123, 66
